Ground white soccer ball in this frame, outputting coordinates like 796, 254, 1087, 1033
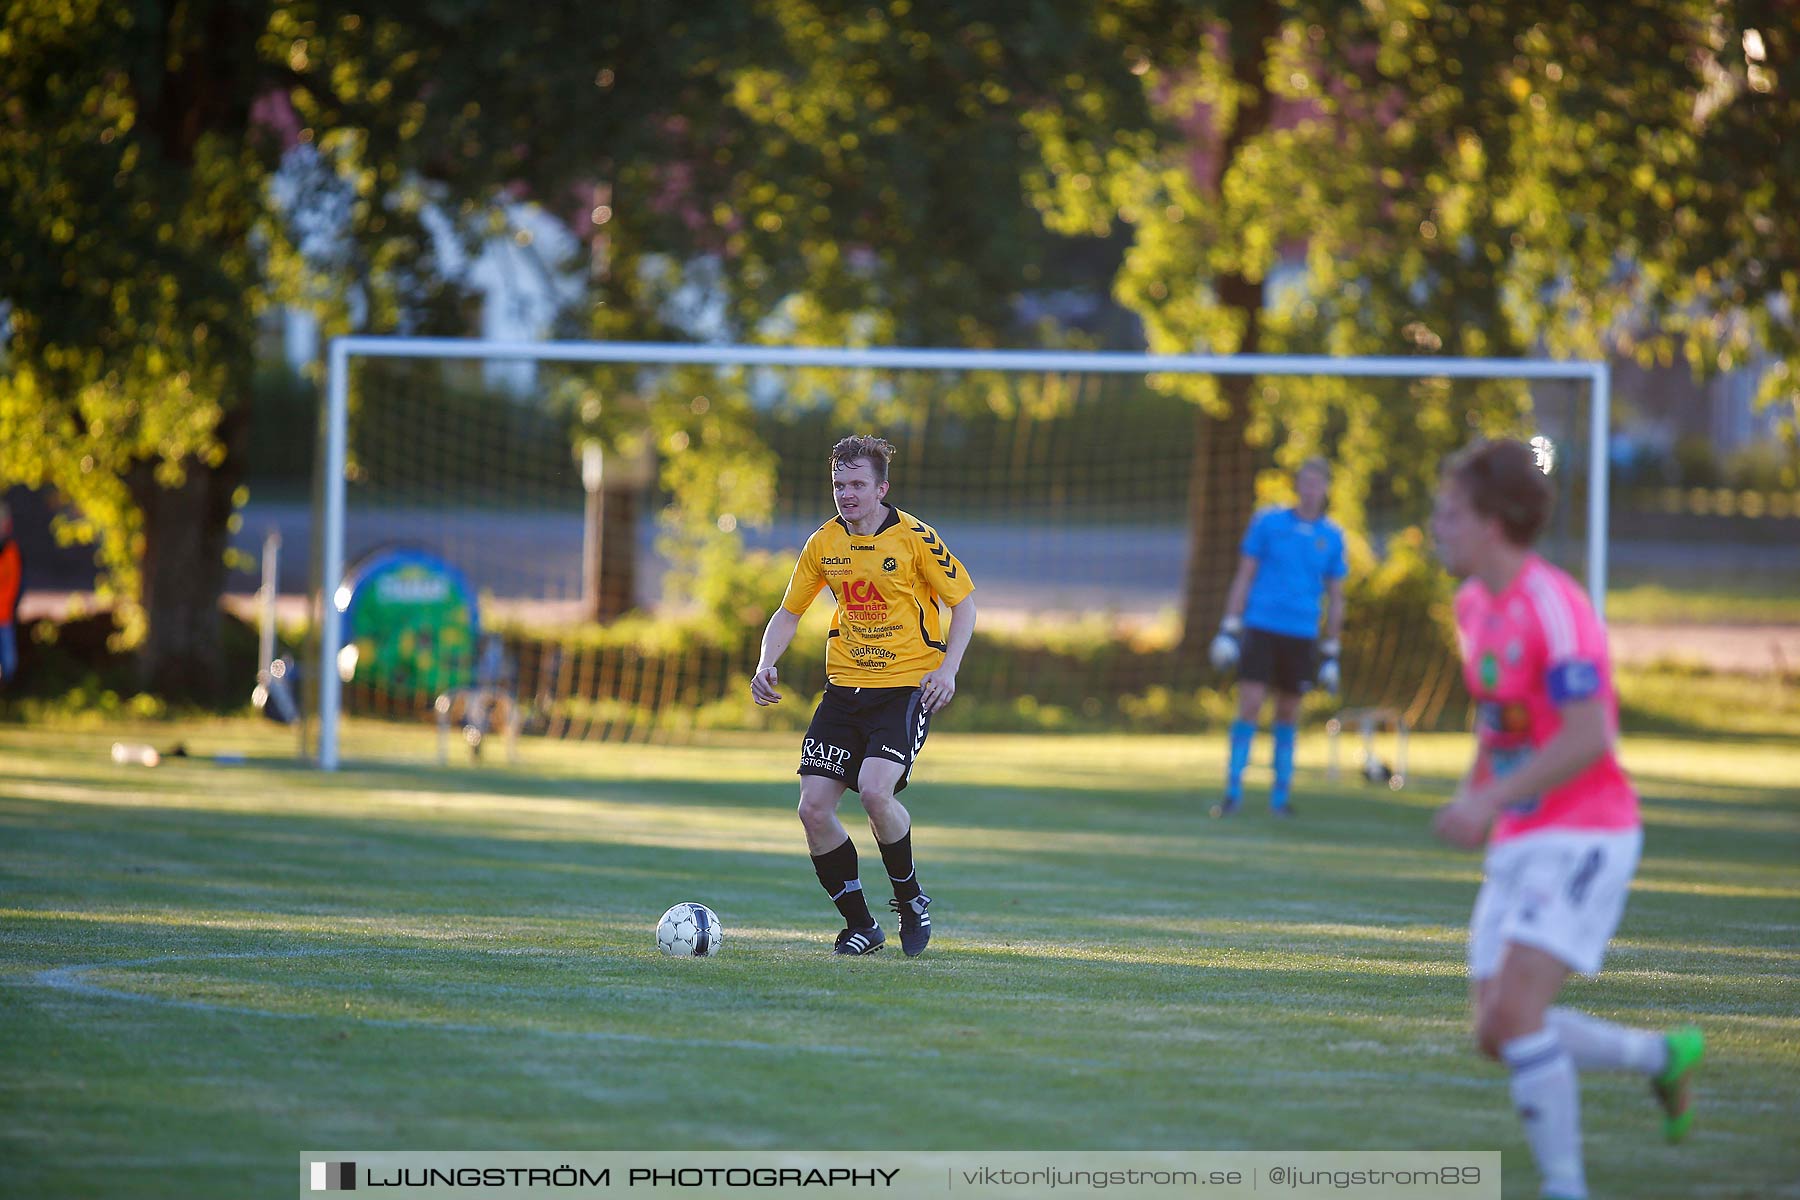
656, 902, 723, 957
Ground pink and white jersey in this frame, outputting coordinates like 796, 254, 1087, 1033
1453, 554, 1639, 843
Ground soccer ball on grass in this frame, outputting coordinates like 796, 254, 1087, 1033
656, 902, 723, 957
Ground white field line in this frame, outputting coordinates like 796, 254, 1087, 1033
24, 947, 919, 1058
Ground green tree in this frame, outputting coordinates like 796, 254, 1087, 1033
6, 0, 1789, 702
1465, 1, 1797, 406
1026, 0, 1796, 648
1, 0, 277, 697
559, 0, 1156, 632
0, 2, 767, 697
1, 0, 1143, 692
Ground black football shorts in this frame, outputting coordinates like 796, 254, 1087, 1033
797, 683, 931, 793
1238, 627, 1319, 695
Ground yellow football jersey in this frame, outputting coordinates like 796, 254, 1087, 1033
780, 505, 975, 687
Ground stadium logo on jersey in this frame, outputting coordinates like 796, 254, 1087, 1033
882, 557, 898, 573
1479, 652, 1500, 691
821, 556, 853, 566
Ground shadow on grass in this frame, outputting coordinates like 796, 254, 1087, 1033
6, 775, 1787, 978
9, 747, 1794, 900
1617, 712, 1800, 745
0, 777, 1502, 964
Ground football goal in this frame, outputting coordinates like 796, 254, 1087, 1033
309, 338, 1610, 770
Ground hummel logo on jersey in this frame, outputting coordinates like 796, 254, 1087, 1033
881, 745, 906, 759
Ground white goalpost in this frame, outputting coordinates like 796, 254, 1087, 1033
315, 336, 1611, 770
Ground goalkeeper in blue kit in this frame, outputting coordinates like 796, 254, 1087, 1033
1208, 458, 1347, 817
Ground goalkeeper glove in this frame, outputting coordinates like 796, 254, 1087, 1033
1317, 638, 1341, 693
1209, 616, 1243, 671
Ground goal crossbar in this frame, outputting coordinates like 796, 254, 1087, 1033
317, 336, 1611, 769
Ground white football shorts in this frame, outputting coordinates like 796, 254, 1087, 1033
1468, 826, 1643, 980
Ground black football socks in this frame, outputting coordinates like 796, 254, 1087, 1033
812, 836, 876, 928
878, 828, 923, 904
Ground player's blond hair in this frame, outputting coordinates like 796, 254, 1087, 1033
830, 435, 896, 484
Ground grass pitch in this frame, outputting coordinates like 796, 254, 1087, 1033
2, 718, 1796, 1199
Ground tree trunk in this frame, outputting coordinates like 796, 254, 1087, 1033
120, 3, 259, 703
584, 483, 639, 622
1178, 13, 1278, 655
1180, 354, 1259, 651
130, 403, 249, 702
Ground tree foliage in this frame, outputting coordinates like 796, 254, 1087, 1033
0, 6, 714, 681
2, 1, 1792, 694
1022, 0, 1794, 633
1, 0, 1147, 685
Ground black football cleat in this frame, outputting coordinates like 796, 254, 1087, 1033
833, 924, 885, 955
889, 894, 932, 957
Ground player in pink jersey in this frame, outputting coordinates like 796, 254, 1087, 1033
1430, 439, 1703, 1200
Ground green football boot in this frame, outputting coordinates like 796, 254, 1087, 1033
1652, 1024, 1705, 1144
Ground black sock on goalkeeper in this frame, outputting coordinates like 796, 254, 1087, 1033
812, 836, 876, 928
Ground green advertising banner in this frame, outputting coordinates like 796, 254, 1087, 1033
338, 549, 480, 698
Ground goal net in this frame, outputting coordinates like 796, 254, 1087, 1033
309, 340, 1608, 769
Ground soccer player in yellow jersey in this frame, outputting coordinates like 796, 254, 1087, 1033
751, 435, 977, 956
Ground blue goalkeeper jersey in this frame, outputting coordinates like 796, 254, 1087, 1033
1240, 507, 1347, 639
